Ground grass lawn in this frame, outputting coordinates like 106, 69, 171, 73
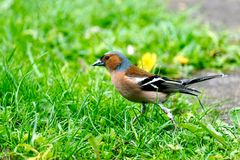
0, 0, 240, 159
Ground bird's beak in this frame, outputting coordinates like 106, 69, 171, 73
92, 59, 105, 66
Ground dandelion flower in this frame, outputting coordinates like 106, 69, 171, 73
175, 55, 189, 65
138, 52, 157, 72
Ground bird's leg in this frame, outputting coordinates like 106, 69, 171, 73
141, 103, 147, 114
158, 103, 177, 129
133, 103, 147, 123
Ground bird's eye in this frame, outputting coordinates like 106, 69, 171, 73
105, 56, 110, 60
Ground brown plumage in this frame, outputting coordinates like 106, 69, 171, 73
126, 65, 154, 77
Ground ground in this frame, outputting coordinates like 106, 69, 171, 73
169, 0, 240, 122
169, 0, 240, 30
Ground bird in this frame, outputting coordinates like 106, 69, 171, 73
92, 51, 225, 128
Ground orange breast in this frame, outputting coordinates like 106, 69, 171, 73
111, 71, 167, 103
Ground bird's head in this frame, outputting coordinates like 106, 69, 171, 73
92, 51, 131, 72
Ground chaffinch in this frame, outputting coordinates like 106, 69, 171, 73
92, 51, 225, 128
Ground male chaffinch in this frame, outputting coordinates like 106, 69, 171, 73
92, 51, 225, 128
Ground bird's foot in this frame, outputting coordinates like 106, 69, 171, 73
158, 103, 177, 129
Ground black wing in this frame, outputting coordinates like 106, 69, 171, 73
138, 76, 200, 96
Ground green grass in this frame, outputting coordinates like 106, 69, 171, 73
0, 0, 240, 159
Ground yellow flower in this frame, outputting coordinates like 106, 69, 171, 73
175, 55, 189, 65
138, 52, 157, 72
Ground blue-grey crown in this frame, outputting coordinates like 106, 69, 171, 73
106, 51, 131, 71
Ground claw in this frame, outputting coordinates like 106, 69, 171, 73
158, 103, 177, 129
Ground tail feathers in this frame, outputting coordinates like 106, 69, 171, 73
178, 86, 201, 96
181, 74, 226, 86
178, 74, 226, 96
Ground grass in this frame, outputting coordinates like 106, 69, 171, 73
0, 0, 240, 159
